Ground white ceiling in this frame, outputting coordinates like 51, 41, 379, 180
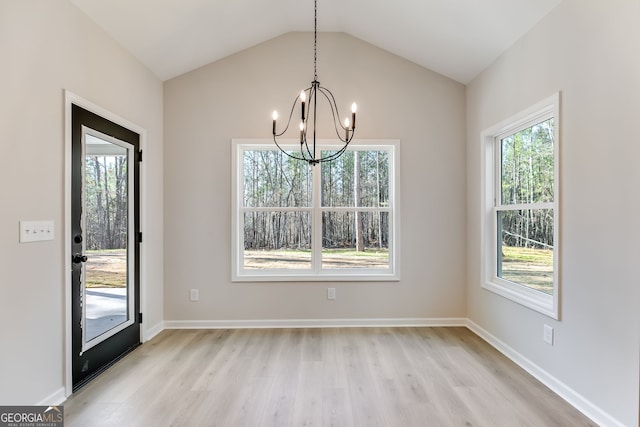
69, 0, 563, 83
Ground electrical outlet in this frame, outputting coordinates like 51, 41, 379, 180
327, 287, 336, 300
190, 289, 199, 302
543, 324, 554, 345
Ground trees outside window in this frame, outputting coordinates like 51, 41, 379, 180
232, 139, 399, 281
84, 155, 128, 251
481, 94, 559, 318
497, 118, 554, 294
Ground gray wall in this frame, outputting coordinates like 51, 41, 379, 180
163, 32, 467, 322
466, 0, 640, 425
0, 0, 164, 404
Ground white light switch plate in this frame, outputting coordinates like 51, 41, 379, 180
20, 220, 54, 243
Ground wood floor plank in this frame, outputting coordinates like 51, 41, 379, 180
320, 329, 346, 390
258, 362, 298, 427
291, 361, 323, 426
223, 377, 273, 427
360, 328, 400, 381
259, 329, 302, 427
301, 328, 323, 362
374, 378, 421, 427
322, 387, 355, 427
64, 327, 596, 427
341, 329, 392, 427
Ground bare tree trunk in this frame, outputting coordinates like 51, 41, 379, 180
102, 157, 112, 248
93, 156, 104, 248
114, 156, 126, 249
354, 151, 364, 252
376, 151, 382, 249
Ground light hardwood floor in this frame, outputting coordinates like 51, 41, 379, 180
64, 327, 596, 426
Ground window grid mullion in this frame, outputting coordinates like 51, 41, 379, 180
240, 206, 313, 213
494, 203, 554, 211
312, 162, 322, 273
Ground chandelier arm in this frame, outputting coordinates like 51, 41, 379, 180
300, 138, 314, 162
275, 90, 308, 138
273, 85, 313, 162
317, 86, 351, 142
321, 139, 353, 162
321, 127, 356, 162
272, 135, 308, 161
318, 86, 345, 128
308, 132, 354, 164
300, 84, 318, 161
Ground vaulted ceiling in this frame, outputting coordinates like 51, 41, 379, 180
69, 0, 563, 83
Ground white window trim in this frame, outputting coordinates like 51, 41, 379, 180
480, 93, 560, 319
231, 138, 401, 282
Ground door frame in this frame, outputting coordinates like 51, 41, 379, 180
64, 90, 148, 398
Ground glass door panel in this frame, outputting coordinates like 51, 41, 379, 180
81, 130, 134, 352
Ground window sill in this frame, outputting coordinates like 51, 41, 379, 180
482, 278, 558, 319
232, 272, 400, 282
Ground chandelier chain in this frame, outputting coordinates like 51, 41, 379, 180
314, 0, 317, 81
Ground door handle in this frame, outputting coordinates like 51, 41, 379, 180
72, 253, 88, 264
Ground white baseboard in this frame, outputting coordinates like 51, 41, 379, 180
164, 317, 467, 330
466, 320, 625, 427
37, 387, 66, 406
142, 321, 165, 342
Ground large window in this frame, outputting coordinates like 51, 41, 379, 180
232, 139, 399, 281
481, 94, 559, 318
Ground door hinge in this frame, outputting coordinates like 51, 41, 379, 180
138, 150, 143, 162
138, 313, 143, 323
138, 232, 143, 243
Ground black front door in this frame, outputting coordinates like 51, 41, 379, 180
71, 104, 141, 390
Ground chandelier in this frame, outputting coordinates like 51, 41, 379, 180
271, 0, 357, 166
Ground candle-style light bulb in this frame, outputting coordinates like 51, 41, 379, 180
300, 90, 306, 120
351, 102, 357, 129
272, 111, 278, 135
344, 118, 350, 140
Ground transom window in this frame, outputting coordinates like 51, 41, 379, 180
232, 139, 399, 281
481, 94, 560, 318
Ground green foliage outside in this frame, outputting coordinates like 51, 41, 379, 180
85, 249, 127, 288
502, 246, 552, 264
244, 248, 389, 269
500, 246, 553, 294
321, 248, 388, 257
